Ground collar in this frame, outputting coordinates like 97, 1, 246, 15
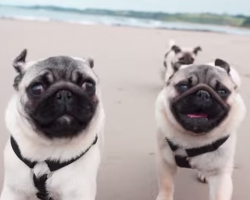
166, 136, 229, 168
11, 135, 98, 172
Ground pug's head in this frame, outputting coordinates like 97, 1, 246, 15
163, 59, 244, 135
171, 45, 202, 65
8, 49, 102, 139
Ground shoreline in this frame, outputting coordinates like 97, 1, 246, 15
1, 4, 250, 29
1, 16, 250, 36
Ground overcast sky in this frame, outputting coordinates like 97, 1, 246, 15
1, 0, 250, 15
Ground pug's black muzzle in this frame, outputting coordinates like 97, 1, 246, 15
170, 84, 230, 134
178, 54, 194, 65
27, 84, 98, 139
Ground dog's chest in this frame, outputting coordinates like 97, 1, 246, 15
165, 136, 230, 171
5, 139, 101, 200
173, 148, 216, 170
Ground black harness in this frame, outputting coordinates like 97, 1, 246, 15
11, 136, 98, 200
166, 136, 229, 168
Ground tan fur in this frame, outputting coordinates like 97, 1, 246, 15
155, 62, 246, 200
1, 55, 105, 200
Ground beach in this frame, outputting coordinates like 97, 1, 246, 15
0, 19, 250, 200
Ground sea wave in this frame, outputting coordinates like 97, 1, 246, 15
1, 4, 250, 36
0, 4, 88, 14
0, 15, 51, 22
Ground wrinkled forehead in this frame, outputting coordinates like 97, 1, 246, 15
172, 65, 234, 87
22, 56, 98, 87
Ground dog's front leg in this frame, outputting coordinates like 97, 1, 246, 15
208, 173, 233, 200
156, 153, 177, 200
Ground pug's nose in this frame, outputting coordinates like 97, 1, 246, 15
184, 56, 194, 63
196, 90, 210, 101
56, 90, 72, 104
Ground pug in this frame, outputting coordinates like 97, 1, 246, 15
160, 40, 202, 82
155, 59, 246, 200
0, 50, 105, 200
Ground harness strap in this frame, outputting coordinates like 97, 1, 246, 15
11, 136, 98, 200
166, 136, 229, 169
33, 174, 52, 200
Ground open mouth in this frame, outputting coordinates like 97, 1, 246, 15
170, 84, 230, 134
179, 113, 210, 125
173, 108, 227, 134
187, 113, 208, 118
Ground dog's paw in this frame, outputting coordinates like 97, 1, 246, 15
197, 172, 207, 184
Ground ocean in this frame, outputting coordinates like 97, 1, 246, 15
1, 5, 250, 36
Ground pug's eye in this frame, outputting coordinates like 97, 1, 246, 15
177, 83, 189, 93
217, 89, 228, 96
30, 83, 44, 96
83, 80, 96, 94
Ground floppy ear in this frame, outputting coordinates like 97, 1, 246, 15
171, 45, 181, 54
13, 49, 27, 74
87, 58, 94, 68
193, 46, 202, 55
215, 58, 230, 74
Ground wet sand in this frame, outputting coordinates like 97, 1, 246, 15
0, 19, 250, 200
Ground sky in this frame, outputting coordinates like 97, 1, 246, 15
1, 0, 250, 15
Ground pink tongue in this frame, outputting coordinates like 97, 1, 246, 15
187, 114, 208, 118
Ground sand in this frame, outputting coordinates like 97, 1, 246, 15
0, 19, 250, 200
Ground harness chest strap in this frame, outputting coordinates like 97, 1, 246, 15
166, 136, 229, 169
10, 136, 98, 200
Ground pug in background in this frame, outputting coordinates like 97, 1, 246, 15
160, 40, 202, 82
0, 50, 105, 200
155, 59, 246, 200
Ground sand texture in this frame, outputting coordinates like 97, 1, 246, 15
0, 19, 250, 200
